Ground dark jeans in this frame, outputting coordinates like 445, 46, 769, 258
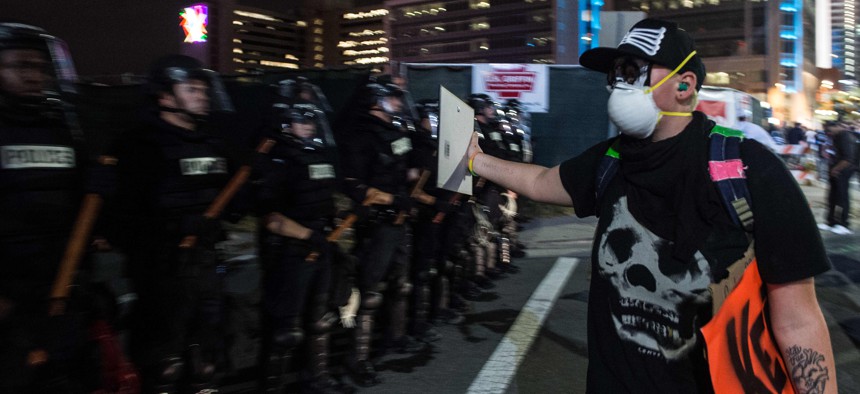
827, 168, 856, 227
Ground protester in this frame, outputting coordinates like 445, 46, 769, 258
467, 18, 836, 393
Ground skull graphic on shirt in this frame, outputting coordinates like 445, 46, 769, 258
597, 196, 712, 360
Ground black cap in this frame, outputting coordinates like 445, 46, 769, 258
580, 18, 706, 90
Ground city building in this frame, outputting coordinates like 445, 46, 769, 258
335, 1, 391, 71
383, 0, 603, 66
830, 0, 857, 86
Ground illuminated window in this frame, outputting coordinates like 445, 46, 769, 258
314, 45, 324, 52
314, 19, 324, 25
234, 10, 282, 22
343, 9, 388, 20
261, 60, 299, 69
297, 21, 308, 27
314, 54, 324, 60
232, 38, 242, 43
313, 28, 323, 34
471, 21, 490, 30
233, 48, 243, 54
469, 0, 491, 9
314, 37, 323, 43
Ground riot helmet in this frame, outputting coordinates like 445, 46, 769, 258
147, 54, 233, 122
467, 93, 498, 124
415, 99, 440, 138
274, 77, 335, 148
0, 22, 77, 118
274, 101, 330, 150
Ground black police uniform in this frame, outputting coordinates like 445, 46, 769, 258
407, 128, 452, 335
339, 111, 413, 385
0, 105, 100, 393
111, 112, 232, 393
256, 133, 344, 393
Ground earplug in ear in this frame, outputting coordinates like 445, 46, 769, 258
678, 82, 689, 92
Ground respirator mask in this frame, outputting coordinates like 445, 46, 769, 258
606, 51, 697, 139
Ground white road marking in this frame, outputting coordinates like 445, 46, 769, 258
467, 257, 580, 394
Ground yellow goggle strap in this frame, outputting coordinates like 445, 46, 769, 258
645, 51, 698, 94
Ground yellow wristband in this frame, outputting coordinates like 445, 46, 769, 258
468, 151, 480, 176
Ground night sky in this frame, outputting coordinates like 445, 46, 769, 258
4, 0, 303, 77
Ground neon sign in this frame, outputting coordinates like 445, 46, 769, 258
180, 5, 208, 43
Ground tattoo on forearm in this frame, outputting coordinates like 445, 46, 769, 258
786, 345, 829, 394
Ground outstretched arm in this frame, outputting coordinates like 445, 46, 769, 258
467, 132, 572, 206
768, 278, 837, 394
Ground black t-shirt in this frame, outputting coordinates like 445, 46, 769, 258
558, 117, 830, 393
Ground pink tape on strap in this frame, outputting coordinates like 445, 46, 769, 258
709, 159, 746, 181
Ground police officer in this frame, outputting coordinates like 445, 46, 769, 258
0, 22, 108, 393
338, 81, 424, 387
256, 95, 354, 393
111, 54, 234, 393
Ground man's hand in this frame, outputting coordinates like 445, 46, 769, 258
467, 131, 483, 164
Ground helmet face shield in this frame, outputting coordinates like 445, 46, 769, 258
0, 23, 78, 99
275, 101, 333, 149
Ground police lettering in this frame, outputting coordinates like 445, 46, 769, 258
179, 157, 228, 176
1, 145, 76, 169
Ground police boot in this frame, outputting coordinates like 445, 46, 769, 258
186, 344, 217, 394
305, 333, 356, 394
260, 329, 303, 393
412, 271, 441, 343
390, 280, 427, 353
348, 293, 382, 387
434, 261, 464, 325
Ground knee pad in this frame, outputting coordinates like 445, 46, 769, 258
398, 281, 413, 297
273, 328, 304, 351
311, 311, 338, 333
188, 345, 216, 386
155, 356, 185, 386
361, 291, 383, 310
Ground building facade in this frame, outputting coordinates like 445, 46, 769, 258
609, 0, 818, 124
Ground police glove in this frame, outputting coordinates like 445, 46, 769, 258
307, 230, 330, 253
392, 194, 414, 212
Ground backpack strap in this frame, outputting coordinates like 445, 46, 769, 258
708, 125, 754, 232
595, 140, 620, 200
594, 128, 754, 233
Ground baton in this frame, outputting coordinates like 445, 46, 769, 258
393, 169, 431, 225
49, 155, 117, 316
179, 138, 276, 249
304, 193, 376, 263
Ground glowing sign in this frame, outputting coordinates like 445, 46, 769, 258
180, 5, 208, 43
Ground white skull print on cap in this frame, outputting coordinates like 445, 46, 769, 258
597, 196, 712, 360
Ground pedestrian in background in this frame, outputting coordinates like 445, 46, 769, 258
818, 121, 857, 235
